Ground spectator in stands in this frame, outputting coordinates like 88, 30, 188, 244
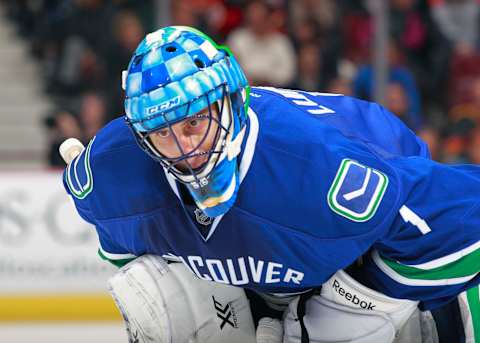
430, 0, 480, 108
353, 39, 423, 131
105, 10, 145, 120
45, 110, 82, 167
112, 0, 155, 32
44, 92, 107, 167
290, 17, 321, 48
384, 81, 418, 130
326, 77, 353, 96
208, 1, 245, 40
429, 0, 480, 56
171, 0, 200, 28
9, 0, 480, 170
340, 2, 372, 64
389, 0, 432, 96
466, 128, 480, 163
440, 117, 475, 163
78, 92, 107, 141
227, 0, 296, 87
291, 42, 323, 91
43, 0, 116, 94
417, 126, 442, 161
288, 0, 341, 84
448, 52, 480, 110
390, 0, 428, 61
441, 134, 469, 163
290, 0, 338, 34
449, 76, 480, 123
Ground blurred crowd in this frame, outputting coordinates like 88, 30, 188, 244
4, 0, 480, 166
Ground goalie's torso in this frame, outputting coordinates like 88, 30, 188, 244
64, 87, 480, 309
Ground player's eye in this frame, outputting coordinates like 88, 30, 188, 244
156, 129, 170, 138
188, 119, 200, 127
188, 114, 209, 129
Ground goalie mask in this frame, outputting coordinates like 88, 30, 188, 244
123, 26, 250, 217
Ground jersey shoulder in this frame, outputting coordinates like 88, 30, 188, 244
243, 89, 404, 241
63, 117, 173, 221
249, 86, 429, 159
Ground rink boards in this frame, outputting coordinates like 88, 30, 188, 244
0, 171, 120, 321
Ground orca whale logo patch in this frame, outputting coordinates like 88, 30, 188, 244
327, 159, 388, 222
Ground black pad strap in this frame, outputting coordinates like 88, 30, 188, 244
297, 289, 316, 343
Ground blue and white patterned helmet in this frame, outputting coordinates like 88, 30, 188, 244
123, 26, 250, 217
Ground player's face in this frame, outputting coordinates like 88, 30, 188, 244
149, 105, 219, 171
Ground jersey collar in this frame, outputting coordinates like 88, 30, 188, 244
163, 106, 260, 241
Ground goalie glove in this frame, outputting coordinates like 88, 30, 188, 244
108, 255, 257, 343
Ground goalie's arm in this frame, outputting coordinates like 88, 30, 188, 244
96, 231, 137, 268
60, 137, 137, 268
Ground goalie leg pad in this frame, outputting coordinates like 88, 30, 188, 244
283, 270, 438, 343
283, 295, 397, 343
108, 255, 256, 343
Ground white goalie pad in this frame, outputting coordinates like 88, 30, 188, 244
283, 295, 397, 342
283, 270, 438, 343
108, 255, 256, 343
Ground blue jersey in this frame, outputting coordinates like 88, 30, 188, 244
64, 87, 480, 310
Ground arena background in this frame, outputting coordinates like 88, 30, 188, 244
0, 0, 478, 341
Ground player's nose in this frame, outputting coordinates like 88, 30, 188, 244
172, 127, 196, 153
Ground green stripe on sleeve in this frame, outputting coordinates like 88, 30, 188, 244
381, 248, 480, 281
98, 249, 135, 268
